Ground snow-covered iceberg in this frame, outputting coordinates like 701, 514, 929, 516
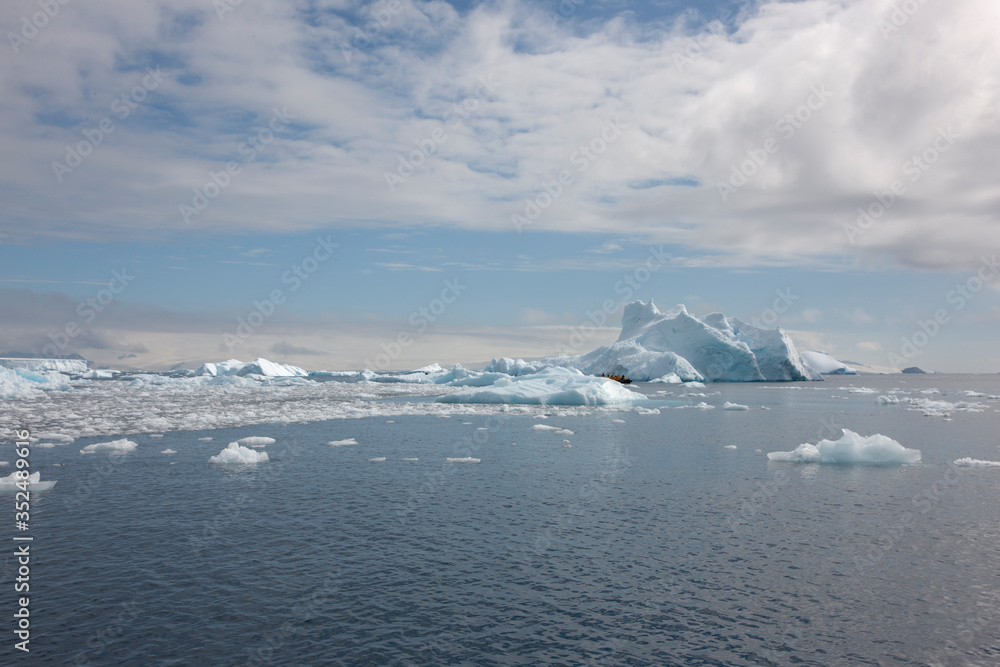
800, 350, 857, 375
437, 367, 645, 406
767, 429, 920, 465
209, 442, 270, 465
486, 301, 820, 383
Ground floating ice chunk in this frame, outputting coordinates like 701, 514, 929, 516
209, 442, 269, 465
876, 395, 900, 405
723, 402, 749, 411
0, 462, 7, 466
161, 449, 177, 455
920, 388, 940, 394
767, 429, 920, 465
34, 432, 74, 443
849, 387, 877, 394
368, 457, 386, 462
401, 457, 419, 461
148, 434, 164, 438
81, 369, 117, 379
198, 437, 213, 441
676, 402, 714, 410
683, 381, 706, 388
611, 419, 626, 424
328, 438, 358, 446
531, 425, 574, 435
0, 471, 56, 492
650, 373, 682, 384
634, 407, 660, 415
80, 439, 138, 455
236, 436, 275, 447
953, 458, 1000, 467
724, 445, 738, 450
447, 457, 480, 463
35, 443, 56, 448
963, 390, 986, 397
437, 367, 645, 406
904, 398, 985, 416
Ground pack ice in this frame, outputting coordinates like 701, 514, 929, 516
437, 367, 645, 406
486, 301, 821, 382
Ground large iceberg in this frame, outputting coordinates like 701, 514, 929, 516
800, 350, 857, 375
437, 367, 645, 406
487, 301, 820, 382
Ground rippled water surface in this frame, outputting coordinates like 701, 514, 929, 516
6, 374, 1000, 665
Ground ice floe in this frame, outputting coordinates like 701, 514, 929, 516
328, 438, 358, 446
437, 367, 644, 406
722, 402, 750, 411
161, 449, 177, 455
767, 429, 920, 465
953, 458, 1000, 467
80, 439, 138, 455
1, 366, 71, 399
0, 471, 56, 492
236, 436, 276, 447
209, 442, 269, 465
447, 457, 481, 463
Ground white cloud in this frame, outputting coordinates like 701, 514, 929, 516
2, 0, 998, 273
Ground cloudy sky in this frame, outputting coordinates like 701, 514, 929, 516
1, 0, 998, 372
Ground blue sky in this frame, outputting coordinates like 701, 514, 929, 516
2, 0, 999, 371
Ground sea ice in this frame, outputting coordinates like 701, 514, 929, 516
447, 457, 481, 463
161, 449, 177, 454
724, 445, 738, 450
437, 367, 645, 406
368, 457, 386, 462
80, 439, 138, 455
209, 442, 269, 465
0, 471, 56, 492
953, 458, 1000, 467
328, 438, 358, 446
722, 402, 750, 411
236, 436, 276, 447
1, 366, 71, 399
767, 429, 920, 465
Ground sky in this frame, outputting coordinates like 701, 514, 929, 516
1, 0, 998, 372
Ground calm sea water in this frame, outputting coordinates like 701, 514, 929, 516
5, 374, 1000, 665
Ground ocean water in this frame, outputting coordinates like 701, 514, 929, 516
4, 374, 1000, 665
